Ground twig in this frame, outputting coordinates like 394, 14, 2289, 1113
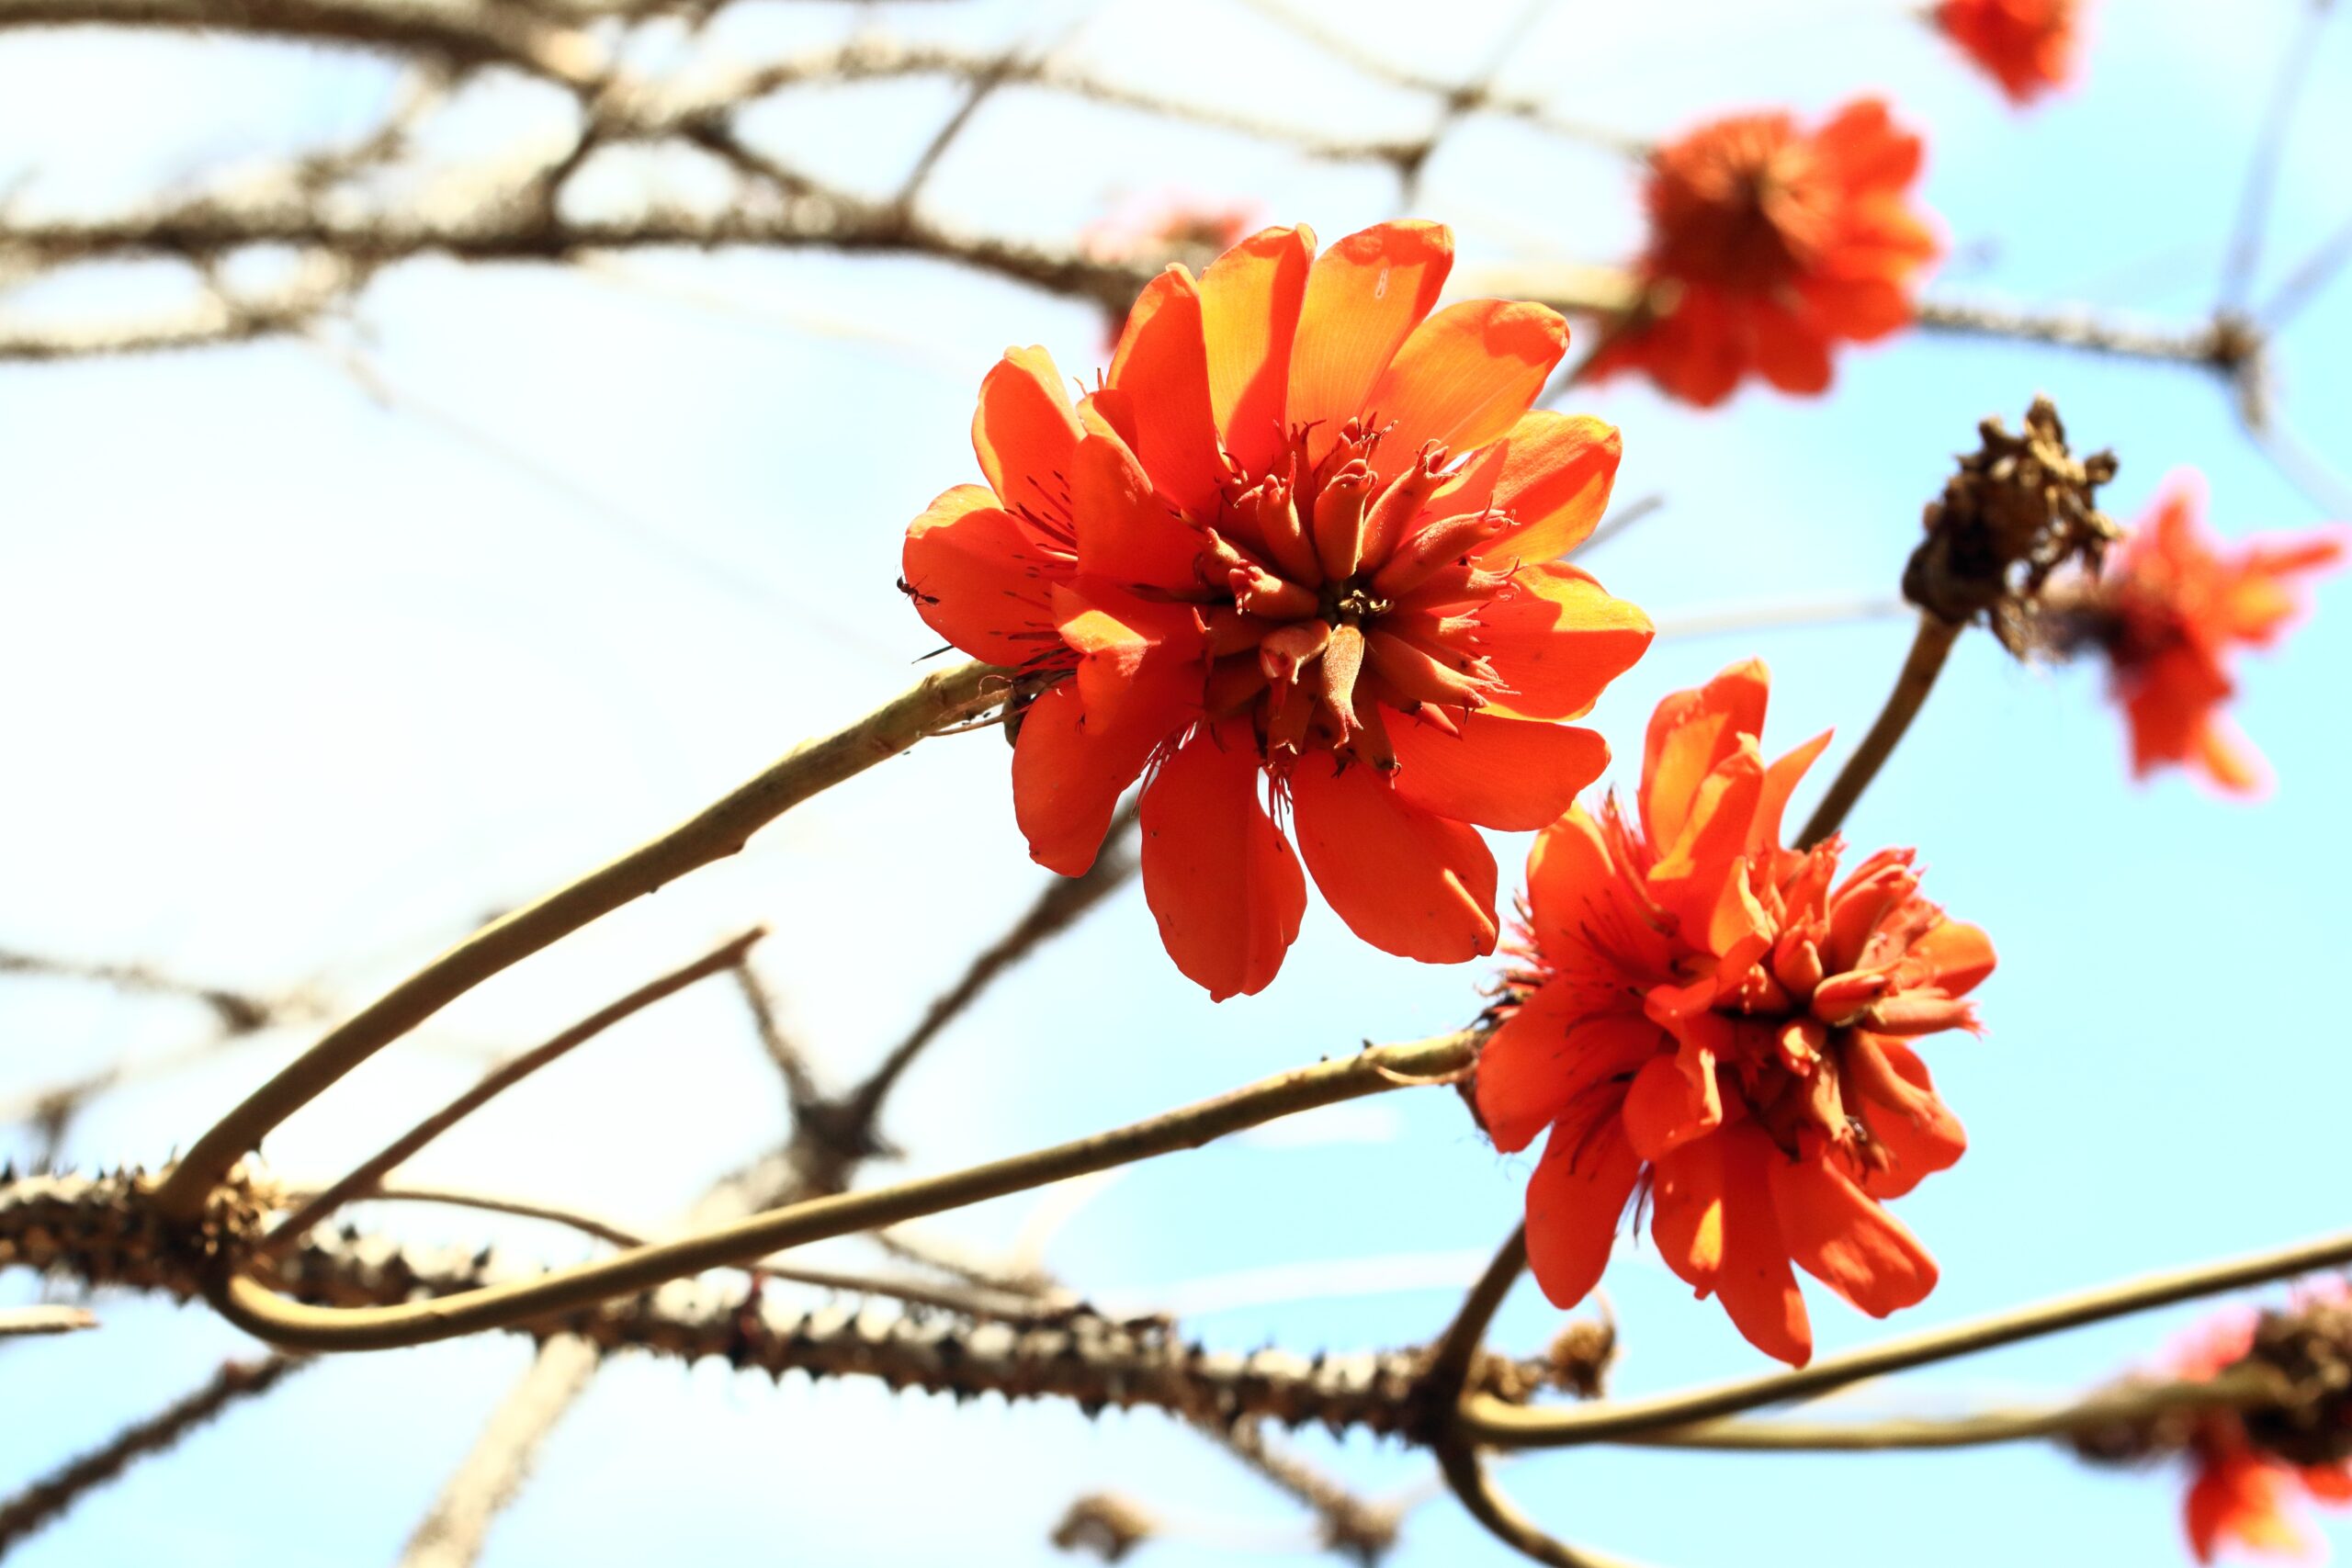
0, 1305, 96, 1337
0, 1353, 309, 1556
1209, 1420, 1402, 1564
259, 928, 767, 1257
2218, 0, 2334, 310
1419, 1224, 1527, 1421
1793, 613, 1961, 848
1457, 1224, 2352, 1450
839, 802, 1141, 1139
1433, 1440, 1649, 1568
1649, 594, 1907, 642
1634, 1362, 2282, 1452
153, 658, 1004, 1222
209, 1032, 1483, 1351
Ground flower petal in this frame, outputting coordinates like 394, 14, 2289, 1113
1714, 1127, 1814, 1364
1388, 710, 1609, 831
1523, 1117, 1641, 1310
1072, 432, 1204, 593
1140, 720, 1305, 999
1107, 265, 1227, 519
1650, 1135, 1726, 1292
1769, 1149, 1938, 1318
1011, 674, 1186, 876
1366, 299, 1567, 473
902, 485, 1060, 664
1849, 1035, 1965, 1200
1286, 221, 1453, 463
1290, 753, 1498, 963
1475, 994, 1657, 1155
973, 346, 1085, 512
1199, 224, 1316, 477
1910, 919, 1996, 997
1623, 1052, 1721, 1161
1474, 413, 1623, 568
1472, 561, 1655, 721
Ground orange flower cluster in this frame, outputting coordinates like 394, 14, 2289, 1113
2168, 1307, 2352, 1562
2073, 474, 2346, 795
1475, 660, 1993, 1365
902, 221, 1653, 999
1936, 0, 2084, 106
1591, 100, 1939, 407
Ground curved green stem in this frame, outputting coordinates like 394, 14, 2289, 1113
155, 660, 1005, 1222
1635, 1362, 2280, 1452
1796, 612, 1960, 849
1458, 1224, 2352, 1450
213, 1031, 1480, 1352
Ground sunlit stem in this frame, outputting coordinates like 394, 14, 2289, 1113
211, 1031, 1481, 1352
1796, 611, 1961, 848
1457, 1222, 2352, 1450
153, 660, 1007, 1222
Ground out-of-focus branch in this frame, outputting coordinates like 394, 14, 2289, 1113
259, 927, 766, 1257
0, 1304, 96, 1337
0, 1353, 310, 1556
0, 947, 315, 1035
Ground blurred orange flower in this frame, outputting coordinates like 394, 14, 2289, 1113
1591, 100, 1939, 407
1080, 192, 1268, 264
2071, 473, 2346, 795
903, 221, 1653, 999
1936, 0, 2083, 106
2168, 1307, 2352, 1562
1474, 660, 1992, 1365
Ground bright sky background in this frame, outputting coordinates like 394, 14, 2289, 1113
3, 0, 2350, 1564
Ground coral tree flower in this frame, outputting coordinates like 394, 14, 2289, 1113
2167, 1308, 2352, 1562
1935, 0, 2084, 106
1473, 660, 1993, 1365
901, 221, 1654, 1000
1591, 100, 1939, 407
1081, 192, 1267, 264
2067, 472, 2346, 796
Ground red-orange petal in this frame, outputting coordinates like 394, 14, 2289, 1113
1643, 659, 1770, 852
1388, 710, 1609, 831
1474, 413, 1623, 568
1769, 1150, 1939, 1317
902, 484, 1058, 664
1850, 1035, 1966, 1200
1714, 1127, 1814, 1364
1286, 221, 1453, 463
1646, 739, 1765, 934
1139, 720, 1305, 999
1366, 299, 1567, 473
1650, 1134, 1726, 1292
1476, 993, 1658, 1155
1107, 265, 1227, 520
1523, 1118, 1641, 1310
973, 345, 1085, 511
1623, 1052, 1721, 1160
1072, 432, 1204, 593
1911, 919, 1996, 997
1289, 753, 1498, 963
1199, 224, 1316, 478
1472, 562, 1655, 721
1011, 676, 1185, 876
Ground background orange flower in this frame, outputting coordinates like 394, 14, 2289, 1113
2062, 471, 2347, 795
1936, 0, 2085, 105
1589, 99, 1939, 407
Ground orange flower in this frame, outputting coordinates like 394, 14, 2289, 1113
1591, 100, 1939, 407
2167, 1308, 2352, 1562
1935, 0, 2084, 106
902, 221, 1654, 999
2068, 472, 2346, 795
1473, 660, 1992, 1365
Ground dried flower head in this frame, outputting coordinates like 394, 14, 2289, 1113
2041, 471, 2346, 795
1905, 394, 2120, 651
1052, 1494, 1158, 1562
1935, 0, 2085, 106
1473, 660, 1992, 1366
903, 220, 1654, 998
1590, 99, 1939, 406
2075, 1292, 2352, 1563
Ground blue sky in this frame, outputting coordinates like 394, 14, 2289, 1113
3, 0, 2350, 1563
